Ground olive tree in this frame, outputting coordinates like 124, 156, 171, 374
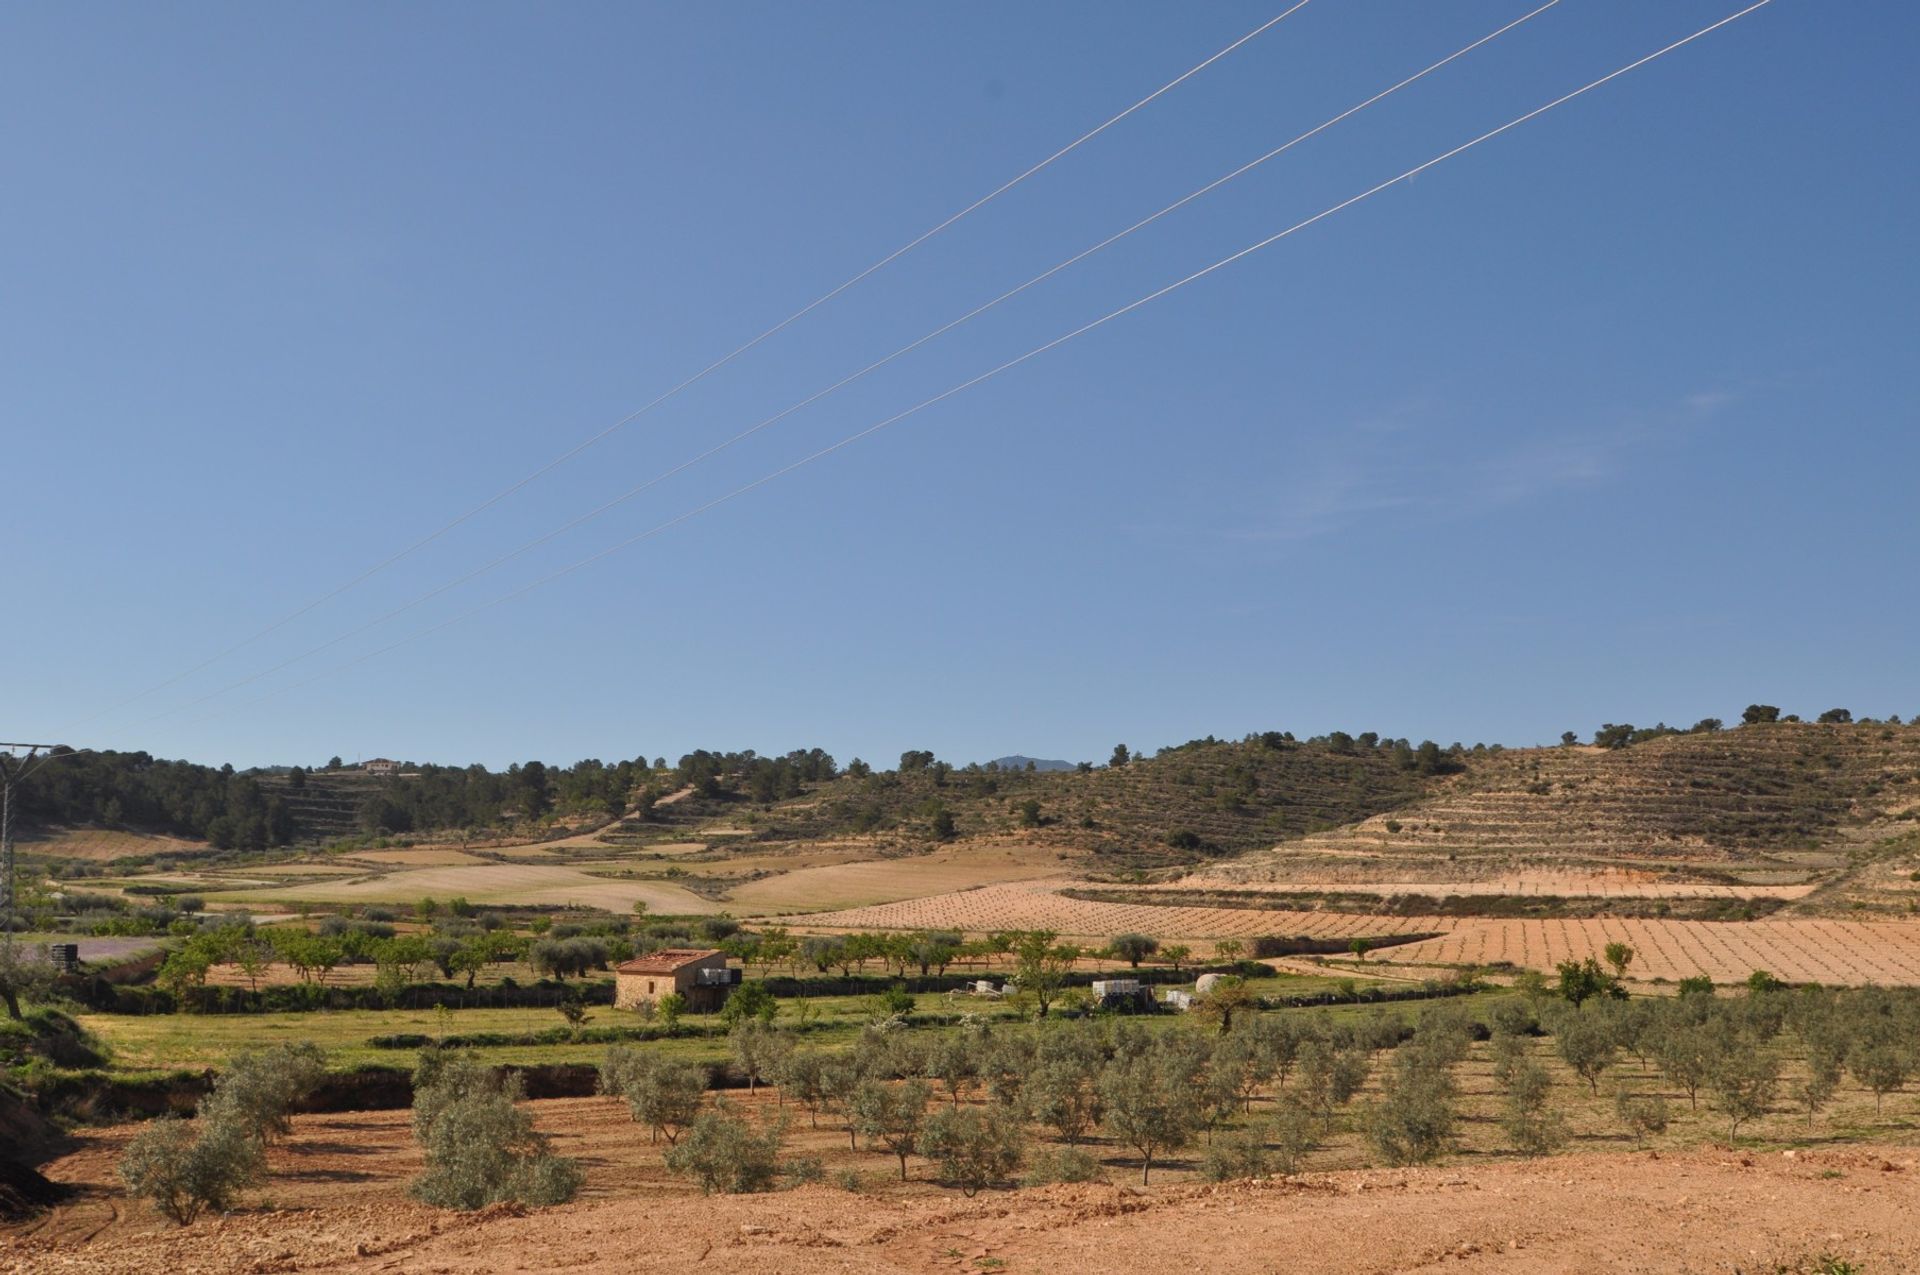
409, 1054, 580, 1210
851, 1078, 932, 1180
1107, 933, 1159, 968
917, 1106, 1024, 1196
118, 1112, 263, 1225
1098, 1041, 1202, 1184
664, 1100, 783, 1194
1366, 1048, 1456, 1166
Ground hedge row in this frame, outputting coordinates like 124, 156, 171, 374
66, 976, 617, 1016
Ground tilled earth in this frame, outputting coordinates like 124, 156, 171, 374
6, 1097, 1919, 1274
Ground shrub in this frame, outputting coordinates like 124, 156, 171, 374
1498, 1057, 1565, 1157
1022, 1146, 1104, 1186
721, 981, 778, 1027
598, 1046, 706, 1144
1201, 1124, 1269, 1182
409, 1053, 581, 1209
1550, 1006, 1619, 1093
1709, 1038, 1780, 1139
1108, 934, 1159, 968
202, 1043, 327, 1146
851, 1078, 932, 1181
780, 1155, 825, 1188
1098, 1041, 1202, 1184
1366, 1052, 1455, 1166
1297, 1039, 1370, 1117
730, 1020, 794, 1095
1267, 1097, 1320, 1175
873, 984, 916, 1017
1615, 1087, 1669, 1145
917, 1106, 1024, 1196
118, 1112, 263, 1225
1024, 1055, 1102, 1145
663, 1100, 783, 1195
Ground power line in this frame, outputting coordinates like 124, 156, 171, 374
130, 0, 1561, 728
66, 3, 1314, 735
183, 0, 1776, 728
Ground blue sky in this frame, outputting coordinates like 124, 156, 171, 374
5, 1, 1915, 771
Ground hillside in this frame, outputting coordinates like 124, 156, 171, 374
251, 769, 387, 843
1214, 722, 1920, 882
733, 736, 1440, 868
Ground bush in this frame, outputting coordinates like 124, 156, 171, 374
663, 1100, 783, 1195
917, 1106, 1024, 1196
1022, 1146, 1104, 1186
1201, 1124, 1269, 1182
1098, 1039, 1202, 1184
1615, 1087, 1669, 1145
721, 981, 778, 1027
409, 1053, 581, 1210
118, 1112, 263, 1225
1267, 1097, 1320, 1175
598, 1045, 706, 1144
201, 1043, 327, 1145
1498, 1057, 1565, 1157
780, 1155, 826, 1188
873, 984, 916, 1017
851, 1078, 932, 1180
1366, 1052, 1455, 1166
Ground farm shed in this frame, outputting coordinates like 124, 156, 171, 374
1091, 978, 1154, 1013
614, 948, 738, 1012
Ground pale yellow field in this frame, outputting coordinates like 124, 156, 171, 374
206, 863, 721, 914
345, 848, 492, 867
22, 827, 209, 862
728, 844, 1077, 914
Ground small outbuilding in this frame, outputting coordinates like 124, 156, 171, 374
614, 948, 738, 1012
1091, 977, 1155, 1013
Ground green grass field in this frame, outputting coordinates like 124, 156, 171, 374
72, 969, 1431, 1073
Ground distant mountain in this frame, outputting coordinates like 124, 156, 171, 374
987, 755, 1076, 773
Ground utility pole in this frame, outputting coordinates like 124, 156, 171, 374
0, 743, 72, 949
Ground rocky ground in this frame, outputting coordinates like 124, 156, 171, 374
5, 1098, 1918, 1274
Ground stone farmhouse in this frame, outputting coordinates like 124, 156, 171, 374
614, 948, 739, 1012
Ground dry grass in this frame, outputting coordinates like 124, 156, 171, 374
344, 848, 493, 867
791, 881, 1449, 942
205, 862, 723, 914
19, 827, 209, 863
729, 842, 1074, 913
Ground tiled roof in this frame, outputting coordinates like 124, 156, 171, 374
616, 948, 723, 975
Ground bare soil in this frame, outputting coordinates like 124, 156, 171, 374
7, 1098, 1917, 1274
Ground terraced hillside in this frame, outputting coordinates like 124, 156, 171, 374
251, 769, 386, 843
744, 737, 1436, 866
1217, 722, 1920, 878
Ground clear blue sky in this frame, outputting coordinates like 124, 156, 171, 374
6, 2, 1916, 771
